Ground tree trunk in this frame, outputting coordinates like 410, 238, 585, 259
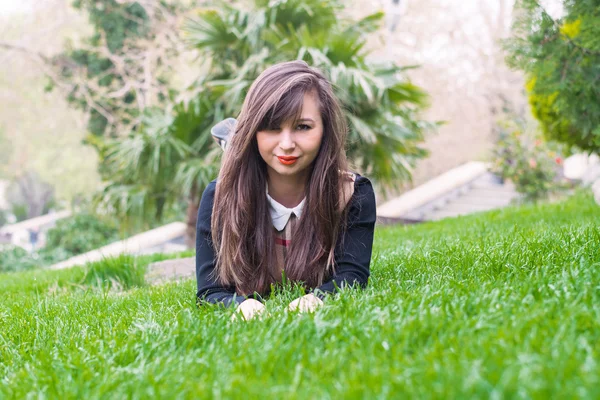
155, 195, 166, 223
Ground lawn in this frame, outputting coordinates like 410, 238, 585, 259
1, 191, 599, 398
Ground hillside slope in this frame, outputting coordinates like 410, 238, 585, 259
1, 191, 599, 398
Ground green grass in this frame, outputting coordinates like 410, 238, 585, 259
0, 251, 194, 296
1, 191, 599, 398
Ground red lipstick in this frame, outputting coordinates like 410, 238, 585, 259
277, 156, 298, 165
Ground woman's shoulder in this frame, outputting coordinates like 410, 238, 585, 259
345, 172, 376, 224
199, 179, 219, 212
202, 179, 218, 195
344, 171, 372, 186
341, 171, 374, 193
340, 171, 375, 211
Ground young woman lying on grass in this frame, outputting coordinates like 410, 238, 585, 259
195, 60, 376, 320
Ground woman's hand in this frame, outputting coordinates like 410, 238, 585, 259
232, 299, 266, 321
287, 293, 324, 313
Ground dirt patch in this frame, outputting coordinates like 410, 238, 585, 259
146, 257, 195, 285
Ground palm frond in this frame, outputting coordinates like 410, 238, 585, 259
184, 8, 238, 52
346, 114, 378, 144
259, 0, 340, 33
174, 147, 222, 198
342, 11, 384, 36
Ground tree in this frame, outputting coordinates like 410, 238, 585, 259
47, 0, 189, 137
184, 0, 434, 185
91, 100, 222, 245
18, 0, 218, 246
6, 171, 56, 220
504, 0, 600, 153
98, 0, 435, 247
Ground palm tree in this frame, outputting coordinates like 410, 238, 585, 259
184, 0, 434, 184
97, 0, 434, 247
91, 97, 222, 247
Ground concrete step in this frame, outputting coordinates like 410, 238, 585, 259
465, 187, 520, 198
378, 164, 523, 223
377, 161, 489, 218
427, 210, 479, 220
442, 202, 505, 213
471, 172, 504, 185
449, 195, 517, 208
424, 205, 498, 221
402, 186, 520, 220
426, 204, 508, 220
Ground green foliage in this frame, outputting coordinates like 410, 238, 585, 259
92, 104, 221, 230
0, 251, 191, 295
9, 204, 28, 223
0, 214, 154, 274
491, 119, 569, 202
42, 213, 119, 258
0, 245, 38, 273
184, 0, 435, 187
1, 192, 599, 396
54, 0, 147, 135
504, 0, 600, 152
69, 0, 435, 238
72, 0, 150, 53
51, 0, 184, 136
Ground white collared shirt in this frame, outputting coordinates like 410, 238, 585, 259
266, 185, 305, 231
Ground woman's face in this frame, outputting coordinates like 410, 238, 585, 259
256, 90, 324, 181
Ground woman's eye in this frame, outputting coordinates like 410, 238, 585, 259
297, 124, 311, 131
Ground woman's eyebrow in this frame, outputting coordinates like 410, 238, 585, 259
297, 118, 315, 123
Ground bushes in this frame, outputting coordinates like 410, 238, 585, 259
0, 213, 121, 274
492, 119, 569, 202
43, 213, 120, 258
0, 245, 38, 273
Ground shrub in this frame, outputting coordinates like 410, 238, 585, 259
42, 213, 120, 259
492, 120, 568, 202
0, 245, 38, 273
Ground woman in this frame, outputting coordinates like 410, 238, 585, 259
196, 60, 376, 320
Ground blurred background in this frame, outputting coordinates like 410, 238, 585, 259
0, 0, 598, 272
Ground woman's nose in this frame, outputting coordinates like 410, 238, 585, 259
279, 128, 296, 150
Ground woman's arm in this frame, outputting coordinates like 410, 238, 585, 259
310, 175, 377, 299
196, 181, 248, 308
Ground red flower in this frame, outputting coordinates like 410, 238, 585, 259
555, 157, 562, 165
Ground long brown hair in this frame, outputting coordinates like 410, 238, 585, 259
211, 60, 351, 296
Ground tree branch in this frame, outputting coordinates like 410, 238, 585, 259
530, 0, 600, 56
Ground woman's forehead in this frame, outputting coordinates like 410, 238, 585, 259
262, 90, 320, 126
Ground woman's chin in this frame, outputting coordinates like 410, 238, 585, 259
269, 162, 306, 177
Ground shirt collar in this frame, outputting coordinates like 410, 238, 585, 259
266, 184, 305, 231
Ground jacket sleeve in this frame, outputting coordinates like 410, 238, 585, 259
195, 181, 247, 308
310, 175, 377, 299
